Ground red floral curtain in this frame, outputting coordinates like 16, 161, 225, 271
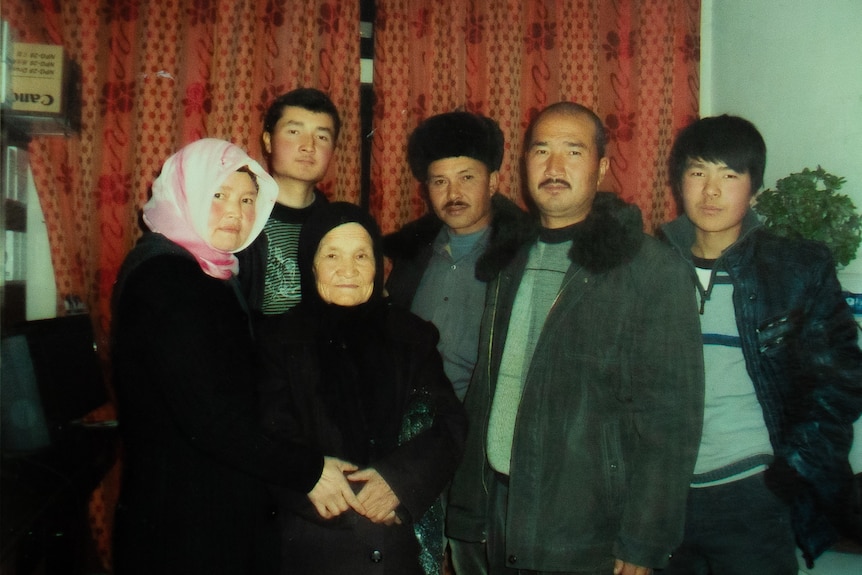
370, 0, 700, 234
1, 0, 359, 570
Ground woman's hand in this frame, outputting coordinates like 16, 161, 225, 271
307, 456, 366, 519
347, 467, 402, 525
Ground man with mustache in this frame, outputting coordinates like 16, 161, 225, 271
446, 102, 705, 575
385, 111, 531, 403
385, 110, 532, 574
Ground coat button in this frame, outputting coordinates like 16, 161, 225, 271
370, 550, 383, 563
507, 554, 517, 564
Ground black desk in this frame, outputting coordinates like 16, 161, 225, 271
1, 426, 117, 575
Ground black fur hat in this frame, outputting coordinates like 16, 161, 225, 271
407, 111, 505, 182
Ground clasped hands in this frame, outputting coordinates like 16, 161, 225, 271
307, 456, 402, 526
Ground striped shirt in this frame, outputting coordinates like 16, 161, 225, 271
691, 256, 773, 487
260, 201, 318, 314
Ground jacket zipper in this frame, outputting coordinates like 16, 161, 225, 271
481, 276, 501, 497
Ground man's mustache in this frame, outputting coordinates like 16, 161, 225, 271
539, 178, 571, 189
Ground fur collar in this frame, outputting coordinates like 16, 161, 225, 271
556, 191, 645, 274
383, 194, 533, 281
383, 192, 643, 278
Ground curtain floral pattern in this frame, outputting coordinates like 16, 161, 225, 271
370, 0, 700, 234
1, 0, 359, 569
2, 0, 698, 571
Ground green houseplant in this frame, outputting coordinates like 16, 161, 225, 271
753, 166, 862, 267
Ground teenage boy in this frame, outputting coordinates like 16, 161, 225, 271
240, 88, 339, 315
660, 114, 862, 573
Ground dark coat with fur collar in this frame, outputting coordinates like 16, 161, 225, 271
447, 191, 705, 571
383, 194, 533, 308
554, 191, 645, 272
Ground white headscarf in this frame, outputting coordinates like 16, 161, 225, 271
142, 138, 277, 279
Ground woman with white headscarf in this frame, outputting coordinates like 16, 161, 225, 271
110, 139, 355, 575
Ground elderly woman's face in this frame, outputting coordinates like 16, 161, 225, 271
313, 222, 375, 306
208, 170, 258, 251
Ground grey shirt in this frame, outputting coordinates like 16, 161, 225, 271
487, 239, 571, 474
410, 227, 489, 401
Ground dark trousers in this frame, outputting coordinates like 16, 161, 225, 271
449, 473, 614, 575
660, 473, 798, 575
449, 538, 489, 575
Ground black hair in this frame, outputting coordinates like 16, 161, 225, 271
263, 87, 342, 142
524, 101, 608, 159
235, 166, 259, 191
668, 114, 766, 206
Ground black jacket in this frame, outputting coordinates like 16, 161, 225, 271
111, 234, 322, 575
257, 302, 468, 574
662, 211, 862, 566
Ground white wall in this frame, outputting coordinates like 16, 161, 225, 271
701, 0, 862, 288
24, 164, 56, 320
703, 1, 862, 490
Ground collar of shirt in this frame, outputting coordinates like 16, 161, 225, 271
435, 226, 491, 261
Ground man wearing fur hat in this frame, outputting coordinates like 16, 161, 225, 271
445, 102, 705, 575
385, 111, 531, 403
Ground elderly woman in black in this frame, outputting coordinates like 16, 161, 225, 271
258, 202, 467, 575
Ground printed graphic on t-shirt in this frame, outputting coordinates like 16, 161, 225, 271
261, 224, 302, 314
